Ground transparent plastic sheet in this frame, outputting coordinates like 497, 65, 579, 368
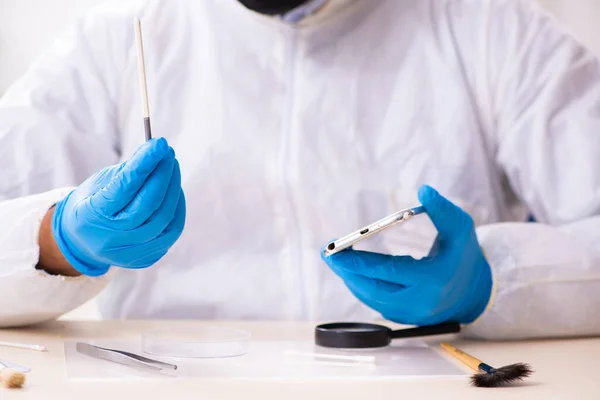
64, 339, 465, 381
141, 326, 251, 358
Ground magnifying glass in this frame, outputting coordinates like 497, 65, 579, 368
315, 322, 460, 349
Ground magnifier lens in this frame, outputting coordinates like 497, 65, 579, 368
315, 323, 392, 349
334, 327, 379, 333
315, 322, 461, 349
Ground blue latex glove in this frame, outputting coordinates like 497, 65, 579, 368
52, 138, 186, 276
322, 185, 492, 325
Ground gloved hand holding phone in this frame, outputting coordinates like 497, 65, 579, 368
50, 138, 186, 277
322, 185, 492, 326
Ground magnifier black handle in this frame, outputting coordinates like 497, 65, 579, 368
390, 322, 461, 339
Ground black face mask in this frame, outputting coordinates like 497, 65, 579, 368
237, 0, 308, 15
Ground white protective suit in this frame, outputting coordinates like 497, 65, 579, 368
1, 0, 600, 340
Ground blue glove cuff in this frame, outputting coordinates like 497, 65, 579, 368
453, 255, 493, 324
51, 194, 111, 277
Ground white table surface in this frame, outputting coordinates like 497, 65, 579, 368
0, 320, 598, 399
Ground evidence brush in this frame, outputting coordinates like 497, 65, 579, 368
441, 342, 533, 388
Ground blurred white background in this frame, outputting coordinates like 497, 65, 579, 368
1, 0, 600, 93
0, 0, 599, 320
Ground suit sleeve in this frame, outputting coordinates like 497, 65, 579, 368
0, 4, 137, 327
463, 0, 600, 340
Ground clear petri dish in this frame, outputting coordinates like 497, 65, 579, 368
142, 326, 251, 358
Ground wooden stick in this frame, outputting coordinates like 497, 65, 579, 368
0, 342, 46, 352
284, 350, 375, 363
134, 17, 152, 141
440, 342, 482, 372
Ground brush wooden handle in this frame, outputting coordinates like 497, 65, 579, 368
440, 342, 482, 372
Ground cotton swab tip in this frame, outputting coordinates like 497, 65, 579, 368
30, 344, 47, 352
0, 369, 26, 389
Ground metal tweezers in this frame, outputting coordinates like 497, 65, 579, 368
0, 359, 30, 373
76, 342, 177, 372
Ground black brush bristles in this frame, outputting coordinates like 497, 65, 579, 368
471, 363, 533, 388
